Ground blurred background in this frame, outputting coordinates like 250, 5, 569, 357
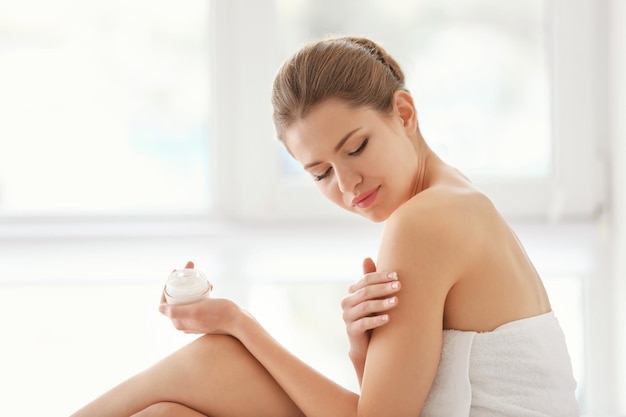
0, 0, 623, 415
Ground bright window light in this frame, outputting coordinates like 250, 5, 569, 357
0, 0, 211, 215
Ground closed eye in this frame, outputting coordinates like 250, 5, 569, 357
348, 138, 368, 156
311, 138, 367, 182
313, 167, 332, 182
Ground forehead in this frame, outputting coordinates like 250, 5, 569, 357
283, 99, 374, 162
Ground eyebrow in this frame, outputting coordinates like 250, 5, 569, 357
303, 127, 362, 169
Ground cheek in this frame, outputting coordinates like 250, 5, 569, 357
318, 182, 346, 205
389, 145, 418, 171
367, 151, 400, 177
319, 183, 336, 199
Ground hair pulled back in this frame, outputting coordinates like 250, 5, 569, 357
271, 36, 407, 141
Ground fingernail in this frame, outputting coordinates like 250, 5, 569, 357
380, 314, 389, 322
387, 297, 397, 305
387, 272, 398, 280
390, 281, 400, 289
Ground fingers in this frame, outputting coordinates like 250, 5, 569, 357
159, 300, 192, 318
159, 306, 193, 333
348, 269, 398, 294
342, 283, 400, 323
171, 261, 195, 274
362, 257, 376, 274
158, 301, 169, 316
342, 268, 400, 329
346, 313, 390, 336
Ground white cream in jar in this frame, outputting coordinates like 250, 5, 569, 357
164, 268, 211, 305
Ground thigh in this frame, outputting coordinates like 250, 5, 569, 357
154, 334, 304, 417
71, 334, 305, 417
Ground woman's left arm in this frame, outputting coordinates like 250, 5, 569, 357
342, 257, 401, 386
357, 204, 467, 416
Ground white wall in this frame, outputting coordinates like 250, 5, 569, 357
609, 0, 626, 412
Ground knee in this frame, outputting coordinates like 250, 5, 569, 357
131, 402, 190, 417
190, 333, 245, 358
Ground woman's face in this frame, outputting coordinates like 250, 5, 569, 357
283, 97, 420, 222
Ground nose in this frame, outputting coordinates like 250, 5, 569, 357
334, 166, 361, 194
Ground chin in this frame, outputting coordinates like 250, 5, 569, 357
360, 210, 390, 223
340, 204, 389, 223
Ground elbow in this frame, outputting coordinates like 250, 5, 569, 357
355, 402, 391, 417
355, 396, 423, 417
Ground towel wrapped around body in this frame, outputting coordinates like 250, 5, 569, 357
420, 312, 579, 417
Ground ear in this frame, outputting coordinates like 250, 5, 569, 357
392, 90, 418, 134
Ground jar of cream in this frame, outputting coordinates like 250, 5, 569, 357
164, 268, 211, 305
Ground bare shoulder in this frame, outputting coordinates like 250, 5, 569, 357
379, 180, 550, 332
378, 182, 498, 282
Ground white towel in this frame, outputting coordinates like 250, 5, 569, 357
420, 312, 579, 417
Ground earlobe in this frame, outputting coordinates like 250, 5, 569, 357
393, 90, 417, 132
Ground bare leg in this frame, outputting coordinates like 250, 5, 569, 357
71, 334, 305, 417
131, 402, 208, 417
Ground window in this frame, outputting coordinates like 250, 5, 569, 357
0, 0, 211, 216
0, 0, 602, 222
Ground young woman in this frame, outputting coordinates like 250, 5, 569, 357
71, 36, 579, 417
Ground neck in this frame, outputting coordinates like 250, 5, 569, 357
409, 132, 434, 196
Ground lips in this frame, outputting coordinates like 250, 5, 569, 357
351, 187, 380, 209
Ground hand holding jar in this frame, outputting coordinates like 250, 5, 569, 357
159, 261, 243, 335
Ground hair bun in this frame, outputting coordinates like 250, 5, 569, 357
344, 37, 405, 84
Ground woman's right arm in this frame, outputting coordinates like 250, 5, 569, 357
159, 260, 403, 417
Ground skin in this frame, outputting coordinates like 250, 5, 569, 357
71, 91, 551, 417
